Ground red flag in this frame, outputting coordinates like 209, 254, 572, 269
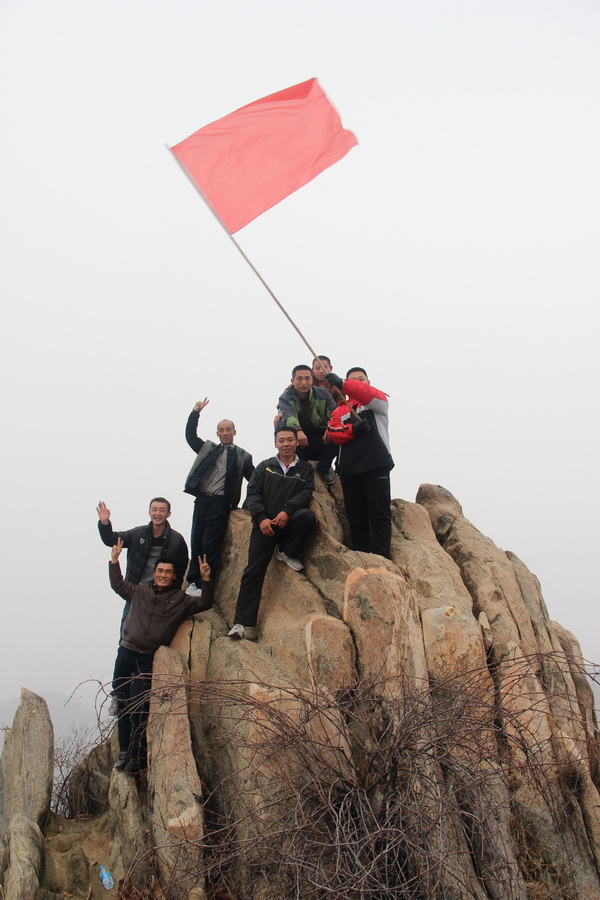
170, 78, 357, 233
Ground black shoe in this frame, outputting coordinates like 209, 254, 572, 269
114, 751, 128, 771
124, 757, 140, 775
319, 469, 335, 485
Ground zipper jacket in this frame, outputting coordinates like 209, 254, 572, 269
246, 456, 315, 524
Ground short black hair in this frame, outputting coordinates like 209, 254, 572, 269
291, 364, 312, 378
274, 424, 298, 439
149, 497, 171, 512
312, 355, 331, 367
346, 367, 368, 379
154, 557, 176, 573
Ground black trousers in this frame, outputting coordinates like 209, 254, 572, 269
296, 433, 338, 473
113, 645, 154, 764
188, 493, 231, 583
233, 508, 316, 627
341, 466, 392, 559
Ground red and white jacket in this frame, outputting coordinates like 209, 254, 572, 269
327, 378, 394, 478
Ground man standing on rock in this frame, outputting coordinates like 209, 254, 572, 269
184, 397, 254, 594
109, 538, 213, 774
326, 367, 394, 559
228, 426, 316, 640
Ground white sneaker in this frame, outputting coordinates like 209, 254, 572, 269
108, 697, 119, 717
186, 583, 204, 597
275, 548, 303, 572
228, 624, 246, 640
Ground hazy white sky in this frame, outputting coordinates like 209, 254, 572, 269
1, 0, 598, 706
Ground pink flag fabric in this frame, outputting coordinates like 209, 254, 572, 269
170, 78, 357, 233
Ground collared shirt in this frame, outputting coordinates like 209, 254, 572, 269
198, 444, 234, 495
276, 454, 300, 475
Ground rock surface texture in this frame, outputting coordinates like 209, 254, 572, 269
1, 481, 599, 900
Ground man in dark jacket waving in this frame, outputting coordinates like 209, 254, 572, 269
228, 426, 316, 640
184, 397, 254, 594
97, 497, 189, 613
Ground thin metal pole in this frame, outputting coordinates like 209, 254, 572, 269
168, 147, 321, 361
168, 146, 361, 418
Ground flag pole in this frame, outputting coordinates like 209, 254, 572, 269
169, 146, 322, 360
168, 146, 360, 417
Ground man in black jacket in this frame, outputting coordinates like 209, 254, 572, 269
184, 397, 254, 594
97, 497, 189, 599
228, 426, 316, 640
109, 538, 213, 775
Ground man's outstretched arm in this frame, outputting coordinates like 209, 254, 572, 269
109, 538, 134, 600
97, 501, 134, 548
185, 397, 209, 452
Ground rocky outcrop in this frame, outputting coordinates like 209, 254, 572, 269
1, 688, 53, 829
147, 645, 207, 900
2, 481, 599, 899
0, 689, 53, 898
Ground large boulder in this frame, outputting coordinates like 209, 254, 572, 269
1, 689, 53, 828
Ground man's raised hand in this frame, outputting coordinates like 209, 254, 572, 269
198, 554, 211, 582
111, 537, 123, 563
97, 501, 111, 525
193, 397, 210, 413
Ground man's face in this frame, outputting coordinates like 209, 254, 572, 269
275, 430, 299, 461
312, 358, 332, 383
347, 370, 370, 385
292, 369, 313, 396
217, 420, 236, 445
149, 502, 171, 527
153, 562, 176, 589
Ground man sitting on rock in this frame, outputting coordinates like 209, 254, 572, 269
109, 538, 213, 775
228, 426, 316, 640
277, 364, 337, 485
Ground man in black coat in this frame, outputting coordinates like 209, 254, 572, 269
97, 497, 189, 589
228, 426, 316, 640
184, 397, 254, 594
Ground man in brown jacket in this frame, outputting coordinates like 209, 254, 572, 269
109, 538, 213, 774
